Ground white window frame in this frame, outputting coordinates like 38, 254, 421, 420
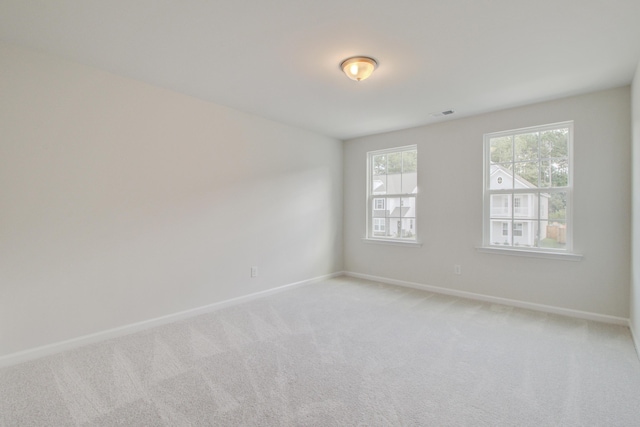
482, 121, 579, 258
373, 198, 385, 210
366, 145, 419, 245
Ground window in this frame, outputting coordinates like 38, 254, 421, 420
373, 218, 386, 234
367, 146, 417, 241
484, 122, 573, 252
513, 223, 523, 237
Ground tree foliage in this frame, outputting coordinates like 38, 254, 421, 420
373, 150, 417, 175
490, 129, 568, 188
548, 192, 567, 220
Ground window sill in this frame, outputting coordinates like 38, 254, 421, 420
476, 246, 583, 261
362, 238, 422, 247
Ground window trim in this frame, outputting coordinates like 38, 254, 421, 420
482, 121, 578, 257
365, 145, 419, 244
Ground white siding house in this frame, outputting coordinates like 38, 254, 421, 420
372, 172, 417, 238
489, 165, 549, 247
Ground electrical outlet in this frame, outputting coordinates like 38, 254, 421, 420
251, 266, 258, 278
454, 265, 462, 275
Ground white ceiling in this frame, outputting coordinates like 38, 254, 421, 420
1, 0, 640, 140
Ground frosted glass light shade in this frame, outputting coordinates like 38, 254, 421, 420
341, 57, 378, 81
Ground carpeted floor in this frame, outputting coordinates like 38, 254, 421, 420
2, 276, 640, 426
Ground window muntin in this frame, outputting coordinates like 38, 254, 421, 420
367, 146, 417, 241
484, 122, 572, 252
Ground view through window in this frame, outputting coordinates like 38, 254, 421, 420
484, 122, 573, 251
367, 146, 417, 241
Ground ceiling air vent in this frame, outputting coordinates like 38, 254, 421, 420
429, 109, 455, 118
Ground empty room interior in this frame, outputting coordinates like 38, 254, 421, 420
2, 1, 640, 425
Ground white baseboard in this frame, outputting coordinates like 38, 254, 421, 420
344, 271, 630, 326
0, 272, 342, 369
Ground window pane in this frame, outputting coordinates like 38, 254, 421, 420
373, 154, 387, 176
401, 197, 415, 217
372, 209, 385, 222
386, 173, 402, 194
373, 218, 387, 236
540, 129, 568, 158
387, 152, 402, 173
540, 220, 566, 249
513, 162, 539, 188
402, 150, 417, 173
402, 171, 417, 194
489, 163, 514, 190
538, 192, 567, 249
514, 193, 537, 220
490, 136, 512, 163
547, 192, 567, 221
386, 198, 401, 218
514, 132, 539, 162
490, 220, 512, 246
388, 218, 401, 238
513, 221, 536, 248
551, 158, 569, 187
401, 218, 416, 239
372, 175, 386, 195
540, 160, 551, 188
541, 158, 569, 188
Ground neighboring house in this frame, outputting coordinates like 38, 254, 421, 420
372, 172, 417, 238
489, 165, 550, 247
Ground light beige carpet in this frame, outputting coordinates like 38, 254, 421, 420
1, 276, 640, 426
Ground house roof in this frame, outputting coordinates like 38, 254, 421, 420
1, 1, 639, 139
389, 207, 411, 218
490, 164, 538, 189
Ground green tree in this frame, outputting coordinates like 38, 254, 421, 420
402, 150, 417, 173
387, 152, 402, 173
491, 128, 569, 189
541, 129, 568, 158
490, 136, 512, 163
548, 192, 567, 220
514, 132, 538, 162
373, 154, 386, 175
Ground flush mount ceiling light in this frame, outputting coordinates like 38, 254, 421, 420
340, 56, 378, 81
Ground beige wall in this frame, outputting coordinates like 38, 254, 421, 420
344, 87, 631, 318
0, 42, 343, 357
